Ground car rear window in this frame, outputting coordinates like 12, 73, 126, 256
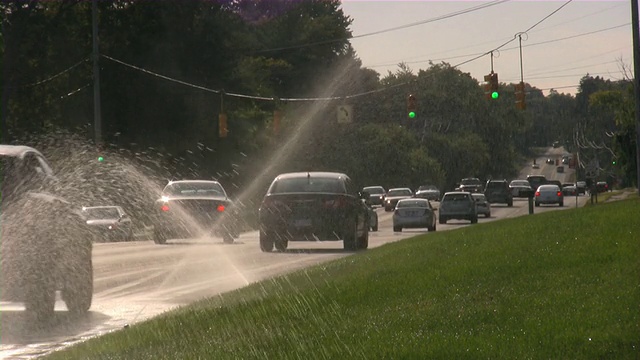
387, 189, 412, 196
363, 187, 384, 194
485, 181, 506, 189
397, 200, 428, 208
443, 193, 470, 202
271, 177, 346, 194
163, 182, 225, 196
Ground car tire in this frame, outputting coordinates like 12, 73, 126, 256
470, 216, 478, 224
486, 212, 491, 218
126, 228, 134, 242
559, 202, 564, 207
372, 223, 378, 232
343, 220, 358, 251
274, 239, 288, 252
62, 248, 93, 315
535, 202, 539, 207
24, 267, 56, 322
428, 223, 436, 232
508, 200, 513, 207
259, 230, 274, 252
222, 232, 234, 244
153, 227, 167, 245
357, 228, 369, 250
393, 226, 402, 232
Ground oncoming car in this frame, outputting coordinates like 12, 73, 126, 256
384, 187, 414, 211
392, 198, 436, 232
83, 205, 134, 242
258, 172, 369, 252
362, 185, 386, 207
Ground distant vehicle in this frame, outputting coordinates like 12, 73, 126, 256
526, 175, 547, 191
153, 180, 239, 245
82, 205, 134, 242
258, 172, 369, 252
471, 193, 491, 218
562, 156, 571, 165
546, 158, 555, 164
414, 185, 441, 201
362, 186, 386, 207
384, 187, 414, 212
484, 179, 513, 206
562, 185, 577, 197
556, 165, 564, 173
363, 199, 378, 232
509, 179, 533, 198
535, 184, 564, 207
596, 181, 609, 193
458, 178, 483, 193
439, 192, 478, 224
575, 181, 587, 195
531, 163, 540, 169
0, 145, 93, 320
392, 198, 437, 232
552, 141, 560, 148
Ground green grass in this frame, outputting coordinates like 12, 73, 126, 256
47, 199, 640, 360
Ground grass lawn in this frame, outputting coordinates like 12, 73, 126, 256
46, 198, 640, 359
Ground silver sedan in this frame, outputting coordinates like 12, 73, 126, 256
392, 198, 436, 232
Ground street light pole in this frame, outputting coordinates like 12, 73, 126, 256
631, 0, 640, 195
92, 0, 102, 146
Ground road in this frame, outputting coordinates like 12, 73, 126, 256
0, 147, 587, 359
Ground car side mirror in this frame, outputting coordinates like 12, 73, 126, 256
359, 191, 370, 200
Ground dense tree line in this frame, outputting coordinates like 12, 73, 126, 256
1, 0, 636, 224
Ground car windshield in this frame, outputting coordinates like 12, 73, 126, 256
511, 180, 529, 186
443, 194, 470, 202
363, 186, 384, 194
418, 185, 437, 191
271, 177, 346, 194
485, 182, 505, 189
387, 189, 412, 196
84, 207, 120, 220
461, 178, 481, 185
163, 182, 224, 196
397, 200, 428, 208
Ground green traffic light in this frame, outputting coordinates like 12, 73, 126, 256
612, 161, 616, 165
408, 111, 416, 118
98, 156, 104, 162
491, 91, 499, 99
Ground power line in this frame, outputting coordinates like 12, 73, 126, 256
249, 0, 510, 54
16, 57, 90, 88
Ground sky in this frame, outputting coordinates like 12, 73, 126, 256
339, 0, 634, 95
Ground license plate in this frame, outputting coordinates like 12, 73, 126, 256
293, 219, 312, 227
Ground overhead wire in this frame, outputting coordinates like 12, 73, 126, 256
16, 57, 90, 88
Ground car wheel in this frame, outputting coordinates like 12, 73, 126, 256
62, 248, 93, 315
428, 223, 436, 232
274, 239, 288, 252
259, 230, 274, 252
508, 200, 513, 207
559, 202, 564, 207
357, 228, 369, 250
486, 212, 491, 218
24, 266, 56, 322
535, 202, 539, 207
393, 226, 402, 232
153, 227, 167, 245
471, 216, 478, 224
222, 232, 234, 244
343, 220, 358, 251
126, 228, 134, 242
372, 223, 378, 232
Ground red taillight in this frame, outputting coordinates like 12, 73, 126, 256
161, 204, 170, 212
217, 204, 225, 212
535, 191, 540, 197
557, 191, 562, 197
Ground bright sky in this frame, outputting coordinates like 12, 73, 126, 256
340, 0, 634, 95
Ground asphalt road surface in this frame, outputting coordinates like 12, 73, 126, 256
0, 147, 588, 359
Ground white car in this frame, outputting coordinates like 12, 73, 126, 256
392, 198, 436, 232
471, 193, 491, 218
535, 184, 564, 207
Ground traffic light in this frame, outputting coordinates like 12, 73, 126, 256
97, 156, 104, 162
612, 160, 617, 165
484, 73, 499, 100
219, 113, 228, 138
407, 94, 417, 118
515, 81, 526, 110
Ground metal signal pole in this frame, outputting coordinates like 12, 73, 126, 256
92, 0, 103, 146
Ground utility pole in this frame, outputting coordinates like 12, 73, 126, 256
92, 0, 103, 146
632, 0, 640, 195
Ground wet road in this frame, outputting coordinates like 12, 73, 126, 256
1, 149, 586, 359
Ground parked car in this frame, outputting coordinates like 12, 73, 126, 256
153, 180, 239, 244
596, 181, 609, 193
392, 198, 436, 232
484, 179, 513, 206
414, 185, 441, 201
535, 184, 564, 207
384, 187, 414, 212
472, 193, 491, 218
438, 192, 478, 224
258, 172, 369, 252
0, 145, 94, 320
362, 185, 386, 207
509, 179, 533, 198
82, 205, 134, 242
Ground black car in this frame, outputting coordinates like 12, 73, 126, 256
484, 179, 513, 206
362, 185, 386, 207
596, 181, 609, 193
258, 172, 370, 252
153, 180, 239, 244
0, 145, 94, 320
459, 177, 484, 193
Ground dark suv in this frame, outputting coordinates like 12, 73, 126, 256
258, 172, 370, 252
0, 145, 93, 320
484, 179, 513, 206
